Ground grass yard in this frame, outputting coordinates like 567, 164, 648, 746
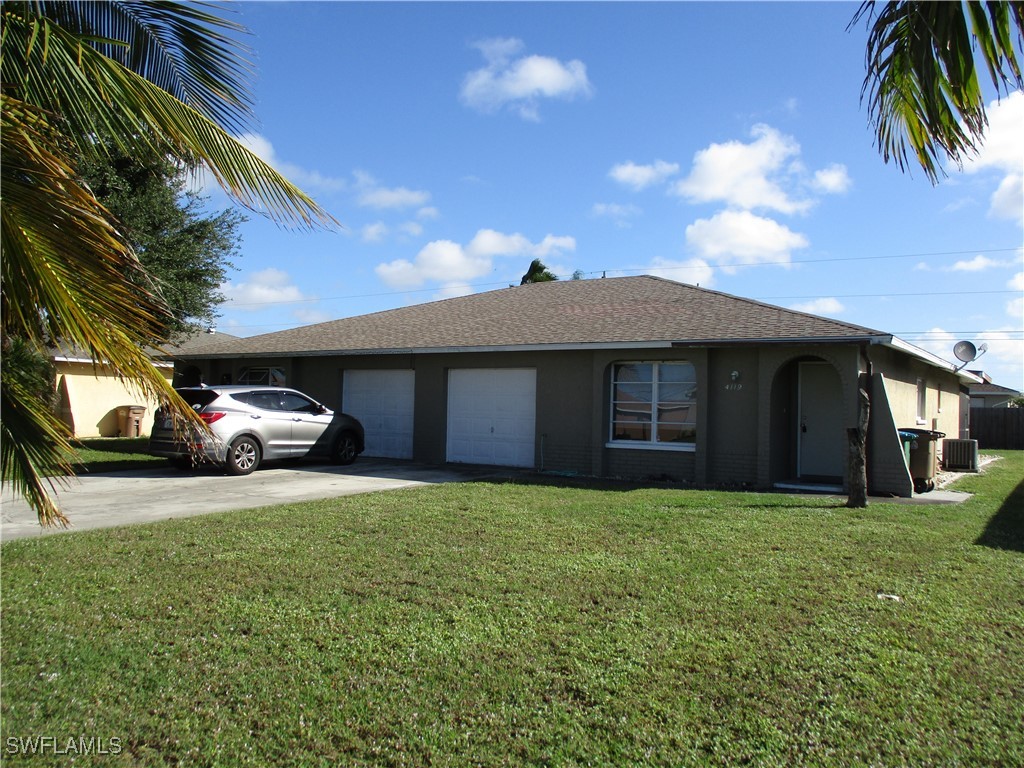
2, 453, 1021, 766
65, 438, 167, 474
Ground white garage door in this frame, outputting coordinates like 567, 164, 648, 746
342, 370, 415, 459
447, 368, 536, 468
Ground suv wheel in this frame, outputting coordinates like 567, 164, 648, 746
226, 436, 261, 475
332, 432, 358, 465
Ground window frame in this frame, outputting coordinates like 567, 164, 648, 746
916, 377, 927, 424
607, 361, 697, 452
238, 366, 286, 387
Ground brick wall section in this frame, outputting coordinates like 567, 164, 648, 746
537, 438, 594, 476
605, 449, 696, 484
707, 450, 759, 487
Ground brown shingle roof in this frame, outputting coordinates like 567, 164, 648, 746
184, 276, 890, 359
970, 381, 1021, 397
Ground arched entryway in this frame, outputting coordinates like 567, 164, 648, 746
769, 357, 845, 487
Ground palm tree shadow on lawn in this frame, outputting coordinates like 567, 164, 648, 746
975, 475, 1024, 553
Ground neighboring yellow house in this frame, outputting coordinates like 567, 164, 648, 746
53, 351, 172, 438
52, 332, 236, 438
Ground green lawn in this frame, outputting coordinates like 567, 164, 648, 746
2, 454, 1021, 766
65, 437, 167, 474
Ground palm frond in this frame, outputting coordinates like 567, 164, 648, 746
31, 0, 256, 134
1, 2, 340, 525
853, 1, 1024, 183
0, 371, 72, 528
3, 8, 338, 229
1, 96, 201, 524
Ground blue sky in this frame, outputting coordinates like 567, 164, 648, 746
200, 2, 1023, 390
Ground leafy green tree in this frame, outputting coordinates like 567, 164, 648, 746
79, 147, 243, 340
1, 1, 336, 525
520, 259, 559, 285
853, 1, 1024, 182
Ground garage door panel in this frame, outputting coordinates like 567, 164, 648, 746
343, 370, 414, 459
447, 369, 536, 468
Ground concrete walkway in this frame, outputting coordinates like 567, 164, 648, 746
1, 460, 492, 542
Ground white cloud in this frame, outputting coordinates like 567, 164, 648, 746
222, 268, 309, 307
946, 254, 1009, 272
961, 91, 1024, 225
354, 171, 431, 210
417, 207, 440, 220
460, 37, 593, 121
673, 124, 813, 214
789, 297, 845, 316
361, 222, 388, 243
811, 163, 852, 194
684, 210, 809, 272
191, 132, 346, 199
965, 91, 1024, 173
1008, 296, 1023, 319
436, 282, 475, 300
975, 329, 1024, 381
400, 221, 424, 237
608, 160, 679, 191
989, 173, 1023, 224
942, 197, 975, 214
376, 228, 576, 291
235, 133, 347, 194
910, 328, 959, 363
219, 268, 327, 325
1008, 272, 1024, 318
911, 327, 1023, 385
293, 307, 332, 325
592, 202, 641, 227
645, 257, 715, 287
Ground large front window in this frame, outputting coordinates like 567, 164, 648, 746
610, 362, 697, 447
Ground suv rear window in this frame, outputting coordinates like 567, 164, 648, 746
175, 389, 221, 409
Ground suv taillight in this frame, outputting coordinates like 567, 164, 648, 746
199, 412, 226, 424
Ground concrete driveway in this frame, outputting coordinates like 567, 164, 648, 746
1, 460, 493, 542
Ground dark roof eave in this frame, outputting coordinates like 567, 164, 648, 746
671, 334, 890, 348
171, 336, 896, 361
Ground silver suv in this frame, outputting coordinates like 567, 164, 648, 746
149, 385, 364, 475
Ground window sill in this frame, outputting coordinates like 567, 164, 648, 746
606, 441, 696, 453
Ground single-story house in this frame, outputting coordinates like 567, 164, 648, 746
169, 276, 979, 497
52, 331, 236, 438
966, 371, 1021, 408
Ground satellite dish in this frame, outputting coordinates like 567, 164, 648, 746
952, 340, 988, 371
953, 340, 978, 363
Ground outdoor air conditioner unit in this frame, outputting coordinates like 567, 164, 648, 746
942, 438, 979, 472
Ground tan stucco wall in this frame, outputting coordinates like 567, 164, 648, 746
56, 361, 172, 438
868, 346, 965, 442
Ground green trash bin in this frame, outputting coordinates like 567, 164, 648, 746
898, 430, 916, 468
902, 428, 945, 493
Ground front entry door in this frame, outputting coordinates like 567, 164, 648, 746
798, 362, 844, 479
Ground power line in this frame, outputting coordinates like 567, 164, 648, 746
221, 246, 1022, 308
